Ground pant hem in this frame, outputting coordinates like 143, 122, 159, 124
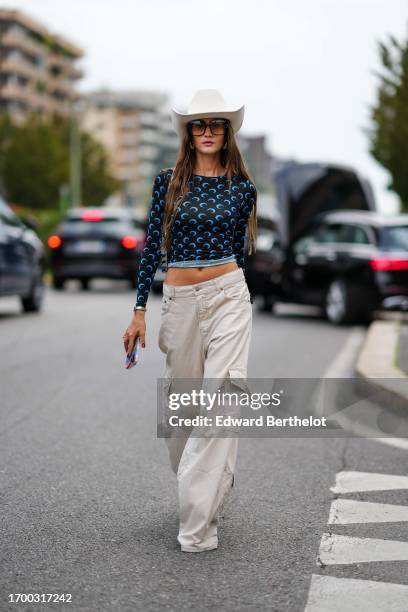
180, 542, 218, 553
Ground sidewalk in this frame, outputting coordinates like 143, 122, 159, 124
355, 315, 408, 410
398, 321, 408, 375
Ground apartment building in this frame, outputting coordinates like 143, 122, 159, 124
80, 89, 179, 207
0, 8, 84, 123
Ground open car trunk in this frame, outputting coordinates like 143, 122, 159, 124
273, 161, 377, 247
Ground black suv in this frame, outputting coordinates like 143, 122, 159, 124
48, 208, 146, 290
0, 196, 45, 312
280, 210, 408, 323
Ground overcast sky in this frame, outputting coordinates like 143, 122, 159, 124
4, 0, 407, 213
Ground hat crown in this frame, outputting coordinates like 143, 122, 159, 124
171, 89, 245, 136
187, 89, 226, 114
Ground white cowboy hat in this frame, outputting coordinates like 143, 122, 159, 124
171, 89, 245, 137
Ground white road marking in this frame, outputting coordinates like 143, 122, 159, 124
330, 470, 408, 493
324, 327, 367, 379
318, 533, 408, 565
320, 328, 408, 451
328, 498, 408, 524
304, 574, 408, 612
304, 324, 408, 609
327, 409, 408, 451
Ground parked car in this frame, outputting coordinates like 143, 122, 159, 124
0, 196, 45, 312
273, 160, 376, 246
278, 209, 408, 323
246, 160, 378, 316
47, 208, 146, 290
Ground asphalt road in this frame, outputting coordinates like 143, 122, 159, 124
1, 280, 407, 612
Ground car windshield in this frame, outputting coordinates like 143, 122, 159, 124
379, 226, 408, 251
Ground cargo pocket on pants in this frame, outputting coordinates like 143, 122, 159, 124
215, 368, 250, 435
228, 368, 250, 390
157, 375, 173, 437
160, 375, 190, 475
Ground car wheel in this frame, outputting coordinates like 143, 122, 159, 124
325, 278, 358, 324
21, 276, 45, 313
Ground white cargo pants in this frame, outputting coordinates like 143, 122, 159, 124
158, 267, 252, 552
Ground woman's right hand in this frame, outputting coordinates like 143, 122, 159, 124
123, 311, 146, 355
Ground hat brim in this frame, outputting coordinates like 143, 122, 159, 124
171, 105, 245, 136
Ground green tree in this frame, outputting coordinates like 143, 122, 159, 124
367, 31, 408, 211
81, 133, 122, 206
0, 112, 121, 209
0, 113, 16, 196
2, 112, 67, 209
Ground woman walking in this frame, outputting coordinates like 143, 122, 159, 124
123, 89, 257, 552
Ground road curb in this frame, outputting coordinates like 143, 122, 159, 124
355, 320, 408, 413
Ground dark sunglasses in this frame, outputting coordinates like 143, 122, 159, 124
188, 118, 229, 136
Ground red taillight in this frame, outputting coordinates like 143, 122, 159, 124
48, 235, 62, 249
81, 210, 104, 222
121, 235, 138, 249
370, 257, 408, 271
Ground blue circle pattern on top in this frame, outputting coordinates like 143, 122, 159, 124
135, 168, 256, 307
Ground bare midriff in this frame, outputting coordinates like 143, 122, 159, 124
163, 261, 239, 286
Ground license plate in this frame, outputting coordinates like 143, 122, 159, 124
70, 240, 107, 253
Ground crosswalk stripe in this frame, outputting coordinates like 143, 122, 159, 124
330, 470, 408, 493
318, 533, 408, 565
304, 574, 408, 612
328, 498, 408, 524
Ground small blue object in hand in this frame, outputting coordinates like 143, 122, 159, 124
125, 338, 140, 369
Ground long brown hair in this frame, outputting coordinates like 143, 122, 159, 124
161, 121, 257, 256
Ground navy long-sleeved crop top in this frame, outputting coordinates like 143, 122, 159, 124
135, 168, 256, 308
